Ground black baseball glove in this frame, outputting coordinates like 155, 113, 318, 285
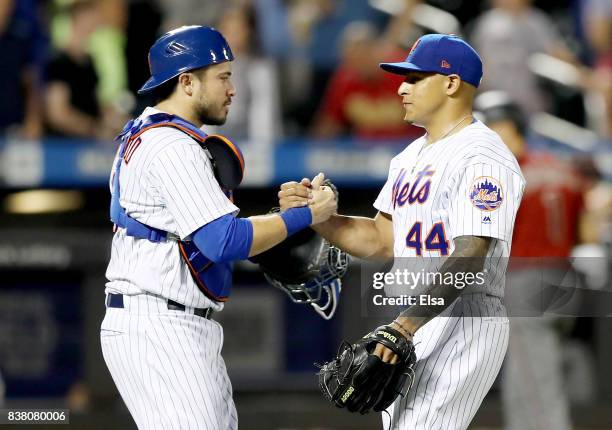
318, 325, 417, 414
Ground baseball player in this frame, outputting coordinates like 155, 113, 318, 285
100, 26, 336, 430
280, 34, 525, 429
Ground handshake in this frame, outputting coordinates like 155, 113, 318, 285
278, 172, 338, 225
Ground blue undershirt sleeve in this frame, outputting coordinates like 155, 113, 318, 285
192, 214, 254, 263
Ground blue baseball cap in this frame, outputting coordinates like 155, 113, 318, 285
379, 34, 483, 88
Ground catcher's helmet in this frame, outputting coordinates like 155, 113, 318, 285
138, 25, 234, 94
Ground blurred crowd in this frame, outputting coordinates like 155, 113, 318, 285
1, 0, 611, 144
1, 0, 610, 246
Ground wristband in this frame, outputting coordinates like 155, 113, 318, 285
280, 207, 312, 236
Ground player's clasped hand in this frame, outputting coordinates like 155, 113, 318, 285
278, 179, 312, 209
279, 173, 337, 224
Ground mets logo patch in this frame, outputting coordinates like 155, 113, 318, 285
469, 176, 503, 211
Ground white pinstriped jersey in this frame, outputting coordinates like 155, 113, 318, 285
105, 107, 239, 310
374, 120, 525, 297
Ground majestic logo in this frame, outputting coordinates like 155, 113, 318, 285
441, 59, 451, 69
469, 177, 503, 211
482, 215, 492, 224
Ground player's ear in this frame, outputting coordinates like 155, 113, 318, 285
446, 75, 461, 96
178, 73, 194, 96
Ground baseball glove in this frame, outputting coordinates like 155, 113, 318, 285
318, 325, 417, 414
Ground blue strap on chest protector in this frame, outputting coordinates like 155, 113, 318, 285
109, 113, 236, 302
110, 112, 238, 241
110, 115, 171, 242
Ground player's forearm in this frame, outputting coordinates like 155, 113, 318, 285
248, 214, 290, 256
47, 106, 98, 137
313, 214, 390, 259
395, 236, 492, 334
46, 83, 99, 137
193, 210, 312, 262
22, 67, 43, 136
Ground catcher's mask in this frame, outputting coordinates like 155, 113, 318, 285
250, 223, 349, 318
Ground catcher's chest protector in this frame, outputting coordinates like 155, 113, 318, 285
110, 113, 244, 302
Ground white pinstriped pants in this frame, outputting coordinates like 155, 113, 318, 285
100, 294, 238, 430
383, 294, 509, 430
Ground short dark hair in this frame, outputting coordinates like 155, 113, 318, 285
151, 76, 179, 104
149, 67, 210, 103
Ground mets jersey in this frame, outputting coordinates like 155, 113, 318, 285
105, 107, 239, 310
374, 120, 525, 298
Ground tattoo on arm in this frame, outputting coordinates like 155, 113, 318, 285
398, 235, 492, 330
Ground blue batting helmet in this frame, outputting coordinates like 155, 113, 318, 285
138, 25, 234, 94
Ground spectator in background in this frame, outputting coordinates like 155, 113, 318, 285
156, 0, 229, 31
470, 0, 580, 115
0, 0, 46, 139
45, 0, 118, 139
379, 0, 425, 51
124, 0, 162, 112
286, 0, 388, 131
250, 0, 293, 60
311, 21, 421, 141
476, 91, 587, 430
205, 5, 282, 144
583, 0, 612, 67
88, 0, 129, 115
582, 0, 612, 137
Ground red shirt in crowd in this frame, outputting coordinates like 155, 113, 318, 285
316, 65, 422, 140
511, 152, 584, 257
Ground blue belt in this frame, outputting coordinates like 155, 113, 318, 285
106, 293, 213, 319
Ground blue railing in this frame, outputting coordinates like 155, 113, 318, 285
0, 136, 609, 188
